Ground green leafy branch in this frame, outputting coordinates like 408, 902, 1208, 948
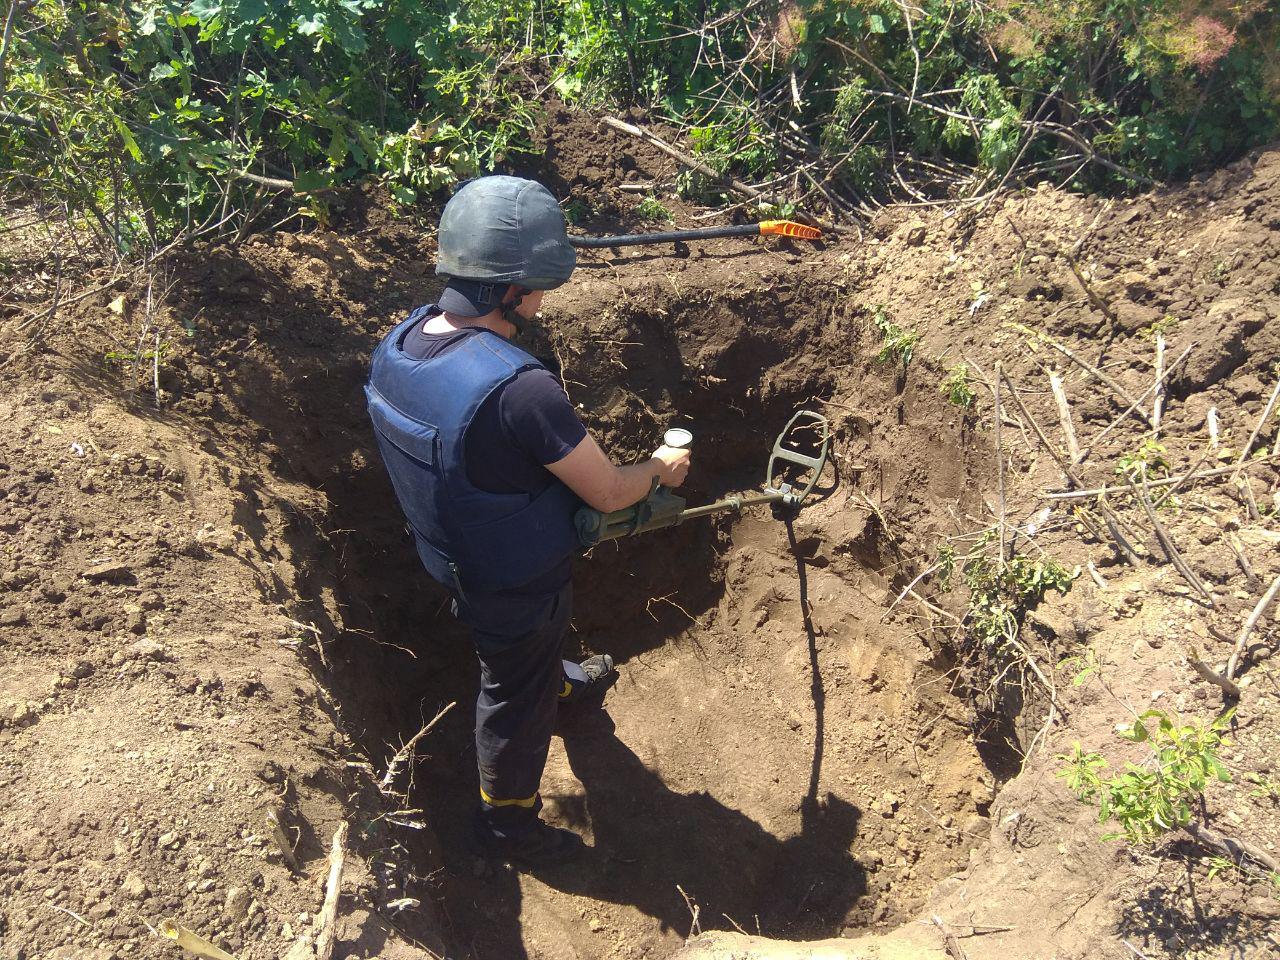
1058, 709, 1233, 845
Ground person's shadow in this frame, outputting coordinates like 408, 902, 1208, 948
458, 517, 866, 958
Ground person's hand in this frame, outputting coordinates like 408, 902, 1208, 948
652, 445, 691, 487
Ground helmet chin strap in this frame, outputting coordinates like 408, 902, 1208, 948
501, 286, 531, 336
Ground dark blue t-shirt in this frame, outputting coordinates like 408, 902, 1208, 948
399, 305, 588, 619
400, 305, 587, 492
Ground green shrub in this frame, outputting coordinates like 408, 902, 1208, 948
4, 0, 1276, 248
1058, 709, 1233, 844
872, 307, 921, 369
940, 363, 977, 409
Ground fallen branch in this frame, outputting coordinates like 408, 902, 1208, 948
315, 822, 349, 960
999, 370, 1140, 565
266, 809, 301, 873
1128, 473, 1214, 608
1086, 561, 1107, 590
378, 701, 457, 794
1183, 820, 1280, 875
995, 361, 1007, 562
1008, 323, 1147, 424
1224, 530, 1261, 591
1226, 574, 1280, 682
931, 914, 970, 960
1231, 372, 1280, 481
1061, 251, 1118, 328
1186, 643, 1240, 699
1152, 334, 1166, 435
1048, 370, 1081, 463
1236, 474, 1262, 522
1043, 454, 1280, 501
602, 117, 831, 229
1080, 345, 1198, 465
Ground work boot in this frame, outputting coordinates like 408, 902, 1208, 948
472, 817, 585, 868
558, 654, 618, 710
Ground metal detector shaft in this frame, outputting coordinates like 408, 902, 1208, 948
677, 490, 783, 520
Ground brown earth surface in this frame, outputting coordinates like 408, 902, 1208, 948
1, 113, 1279, 960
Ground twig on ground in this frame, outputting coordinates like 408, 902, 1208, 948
1061, 251, 1118, 328
266, 809, 301, 873
315, 822, 349, 960
1226, 574, 1280, 682
48, 903, 91, 928
1224, 531, 1261, 591
1086, 562, 1107, 590
1207, 407, 1220, 449
883, 561, 943, 621
1079, 343, 1194, 463
999, 369, 1140, 565
1043, 454, 1280, 501
1182, 820, 1280, 875
1006, 633, 1067, 720
1152, 444, 1215, 510
1008, 323, 1147, 423
1152, 334, 1165, 435
995, 361, 1006, 562
1048, 370, 1081, 463
603, 117, 825, 226
677, 884, 702, 938
1128, 473, 1215, 608
1186, 642, 1241, 699
1237, 475, 1262, 522
931, 914, 970, 960
378, 701, 457, 794
1231, 373, 1280, 481
152, 330, 162, 407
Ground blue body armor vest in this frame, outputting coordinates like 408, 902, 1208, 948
365, 318, 583, 595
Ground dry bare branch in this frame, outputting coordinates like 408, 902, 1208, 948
1226, 574, 1280, 682
1231, 372, 1280, 481
315, 822, 349, 960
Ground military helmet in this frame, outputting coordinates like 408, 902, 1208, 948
435, 176, 576, 291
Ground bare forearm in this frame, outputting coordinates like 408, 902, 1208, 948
546, 434, 689, 512
606, 458, 663, 511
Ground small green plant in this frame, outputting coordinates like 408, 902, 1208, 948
634, 195, 674, 223
1057, 708, 1233, 845
1059, 649, 1105, 688
562, 198, 592, 226
1206, 259, 1231, 282
1138, 315, 1179, 341
1246, 772, 1280, 803
103, 344, 169, 366
940, 362, 976, 409
936, 533, 1075, 648
872, 306, 921, 369
1116, 438, 1170, 481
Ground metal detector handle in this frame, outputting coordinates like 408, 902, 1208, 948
765, 410, 831, 506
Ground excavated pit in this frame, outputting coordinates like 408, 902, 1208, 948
169, 233, 1005, 958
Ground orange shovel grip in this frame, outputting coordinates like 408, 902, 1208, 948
759, 220, 823, 240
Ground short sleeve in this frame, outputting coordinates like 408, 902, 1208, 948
498, 369, 589, 466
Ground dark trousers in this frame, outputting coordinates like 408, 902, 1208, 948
458, 582, 573, 839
